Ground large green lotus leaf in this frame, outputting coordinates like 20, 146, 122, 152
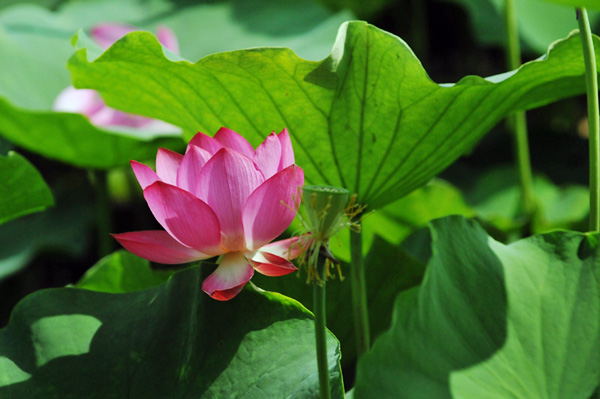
0, 266, 344, 398
0, 152, 53, 225
0, 0, 349, 167
253, 235, 426, 367
69, 22, 600, 209
354, 216, 600, 398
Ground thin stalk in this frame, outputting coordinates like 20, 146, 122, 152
504, 0, 535, 221
578, 8, 600, 232
88, 170, 113, 257
313, 250, 331, 399
350, 226, 370, 360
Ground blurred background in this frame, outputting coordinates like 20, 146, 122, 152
0, 0, 594, 347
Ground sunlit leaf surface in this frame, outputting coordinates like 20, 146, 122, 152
69, 22, 600, 208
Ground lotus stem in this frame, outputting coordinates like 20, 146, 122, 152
577, 7, 600, 232
350, 225, 370, 359
504, 0, 535, 224
313, 246, 331, 399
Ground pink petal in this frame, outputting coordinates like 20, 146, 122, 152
156, 25, 180, 55
202, 252, 254, 301
156, 148, 183, 186
130, 160, 160, 189
188, 132, 224, 155
277, 128, 295, 171
90, 107, 149, 127
91, 23, 137, 49
242, 165, 304, 250
259, 235, 312, 260
144, 181, 222, 255
53, 87, 104, 116
253, 132, 281, 179
213, 127, 255, 158
176, 145, 211, 193
250, 251, 297, 277
112, 230, 210, 264
196, 148, 264, 252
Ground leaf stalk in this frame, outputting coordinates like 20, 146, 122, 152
577, 7, 600, 232
504, 0, 536, 223
313, 250, 331, 399
350, 226, 370, 359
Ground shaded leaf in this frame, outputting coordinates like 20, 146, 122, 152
0, 175, 92, 280
253, 235, 426, 367
0, 266, 344, 398
0, 152, 53, 225
447, 0, 597, 53
69, 22, 600, 209
466, 166, 589, 233
538, 0, 600, 8
354, 216, 600, 398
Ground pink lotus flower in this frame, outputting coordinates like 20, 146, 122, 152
113, 128, 306, 300
53, 23, 179, 132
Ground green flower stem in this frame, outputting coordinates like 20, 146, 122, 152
313, 250, 331, 399
350, 226, 370, 359
578, 7, 600, 232
88, 170, 113, 257
504, 0, 535, 221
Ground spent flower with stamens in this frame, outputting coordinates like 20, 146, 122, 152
299, 185, 365, 284
113, 127, 307, 300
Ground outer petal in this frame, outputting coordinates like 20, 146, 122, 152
250, 251, 297, 277
277, 128, 295, 171
213, 127, 255, 158
196, 148, 264, 251
156, 148, 183, 186
53, 87, 104, 116
176, 145, 211, 193
253, 132, 281, 179
112, 230, 210, 264
130, 160, 160, 189
242, 165, 304, 250
188, 132, 224, 155
259, 235, 311, 260
144, 181, 222, 255
90, 23, 136, 49
202, 252, 254, 301
156, 25, 180, 54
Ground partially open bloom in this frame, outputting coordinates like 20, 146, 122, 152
113, 127, 305, 300
53, 23, 179, 132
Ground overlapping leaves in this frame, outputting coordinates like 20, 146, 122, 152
0, 0, 349, 168
354, 216, 600, 398
0, 257, 344, 398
